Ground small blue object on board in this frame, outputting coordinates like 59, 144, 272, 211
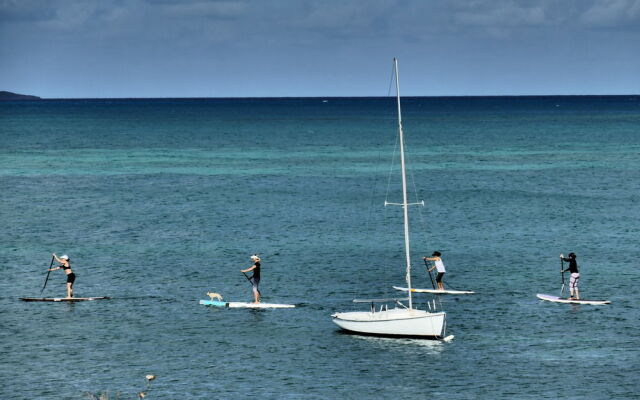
199, 300, 228, 307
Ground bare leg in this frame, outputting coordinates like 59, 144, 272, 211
66, 283, 74, 298
252, 288, 260, 303
574, 288, 579, 300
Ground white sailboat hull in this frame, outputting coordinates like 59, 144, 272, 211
332, 308, 446, 338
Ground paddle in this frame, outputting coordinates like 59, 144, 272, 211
242, 271, 261, 296
40, 255, 56, 295
423, 259, 436, 289
560, 257, 565, 295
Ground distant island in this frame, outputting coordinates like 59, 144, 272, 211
0, 91, 41, 100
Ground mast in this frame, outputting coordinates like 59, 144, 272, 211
394, 58, 413, 309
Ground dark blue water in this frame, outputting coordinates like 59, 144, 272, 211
1, 96, 639, 399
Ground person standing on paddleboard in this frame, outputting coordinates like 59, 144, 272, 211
561, 252, 580, 300
424, 251, 446, 291
49, 253, 75, 298
241, 254, 261, 303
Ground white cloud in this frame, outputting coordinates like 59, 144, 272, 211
159, 0, 247, 19
579, 0, 640, 29
453, 1, 548, 27
0, 0, 56, 21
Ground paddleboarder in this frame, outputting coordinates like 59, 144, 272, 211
49, 253, 75, 298
424, 251, 446, 291
241, 254, 261, 303
560, 252, 580, 300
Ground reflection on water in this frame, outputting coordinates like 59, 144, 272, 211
347, 333, 446, 354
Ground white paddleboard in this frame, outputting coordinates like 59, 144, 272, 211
20, 297, 110, 302
393, 286, 474, 295
199, 300, 295, 308
536, 294, 610, 305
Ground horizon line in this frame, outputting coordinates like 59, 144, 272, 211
10, 93, 640, 101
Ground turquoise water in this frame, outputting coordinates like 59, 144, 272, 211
1, 97, 639, 399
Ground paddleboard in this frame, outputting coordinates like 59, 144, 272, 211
20, 297, 110, 302
199, 300, 295, 308
536, 294, 610, 305
393, 286, 474, 295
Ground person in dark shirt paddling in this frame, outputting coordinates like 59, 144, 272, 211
241, 254, 261, 303
560, 252, 579, 300
49, 253, 75, 298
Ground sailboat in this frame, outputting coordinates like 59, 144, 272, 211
332, 59, 451, 340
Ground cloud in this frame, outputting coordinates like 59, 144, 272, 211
448, 0, 640, 33
0, 0, 56, 22
579, 0, 640, 29
0, 0, 140, 32
158, 0, 247, 19
3, 0, 640, 42
453, 0, 548, 27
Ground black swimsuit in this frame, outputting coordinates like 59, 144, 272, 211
61, 264, 75, 284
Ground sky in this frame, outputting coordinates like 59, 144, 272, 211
1, 0, 639, 98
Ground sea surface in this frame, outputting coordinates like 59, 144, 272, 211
1, 96, 639, 399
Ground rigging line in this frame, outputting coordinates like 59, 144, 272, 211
365, 103, 397, 235
402, 133, 431, 255
379, 60, 401, 236
383, 68, 401, 227
385, 65, 400, 208
405, 140, 435, 288
364, 148, 385, 235
383, 133, 399, 239
387, 61, 396, 97
403, 135, 424, 207
384, 133, 400, 205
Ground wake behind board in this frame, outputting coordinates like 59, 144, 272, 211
393, 286, 474, 295
536, 294, 610, 305
20, 297, 110, 302
199, 300, 295, 308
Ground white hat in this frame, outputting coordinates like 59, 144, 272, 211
250, 254, 260, 261
60, 254, 69, 260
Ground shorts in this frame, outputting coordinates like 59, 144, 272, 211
66, 273, 76, 284
569, 273, 579, 290
250, 277, 260, 290
435, 272, 445, 283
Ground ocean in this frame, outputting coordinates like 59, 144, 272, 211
1, 96, 639, 399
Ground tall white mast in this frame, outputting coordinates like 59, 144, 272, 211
394, 58, 413, 309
